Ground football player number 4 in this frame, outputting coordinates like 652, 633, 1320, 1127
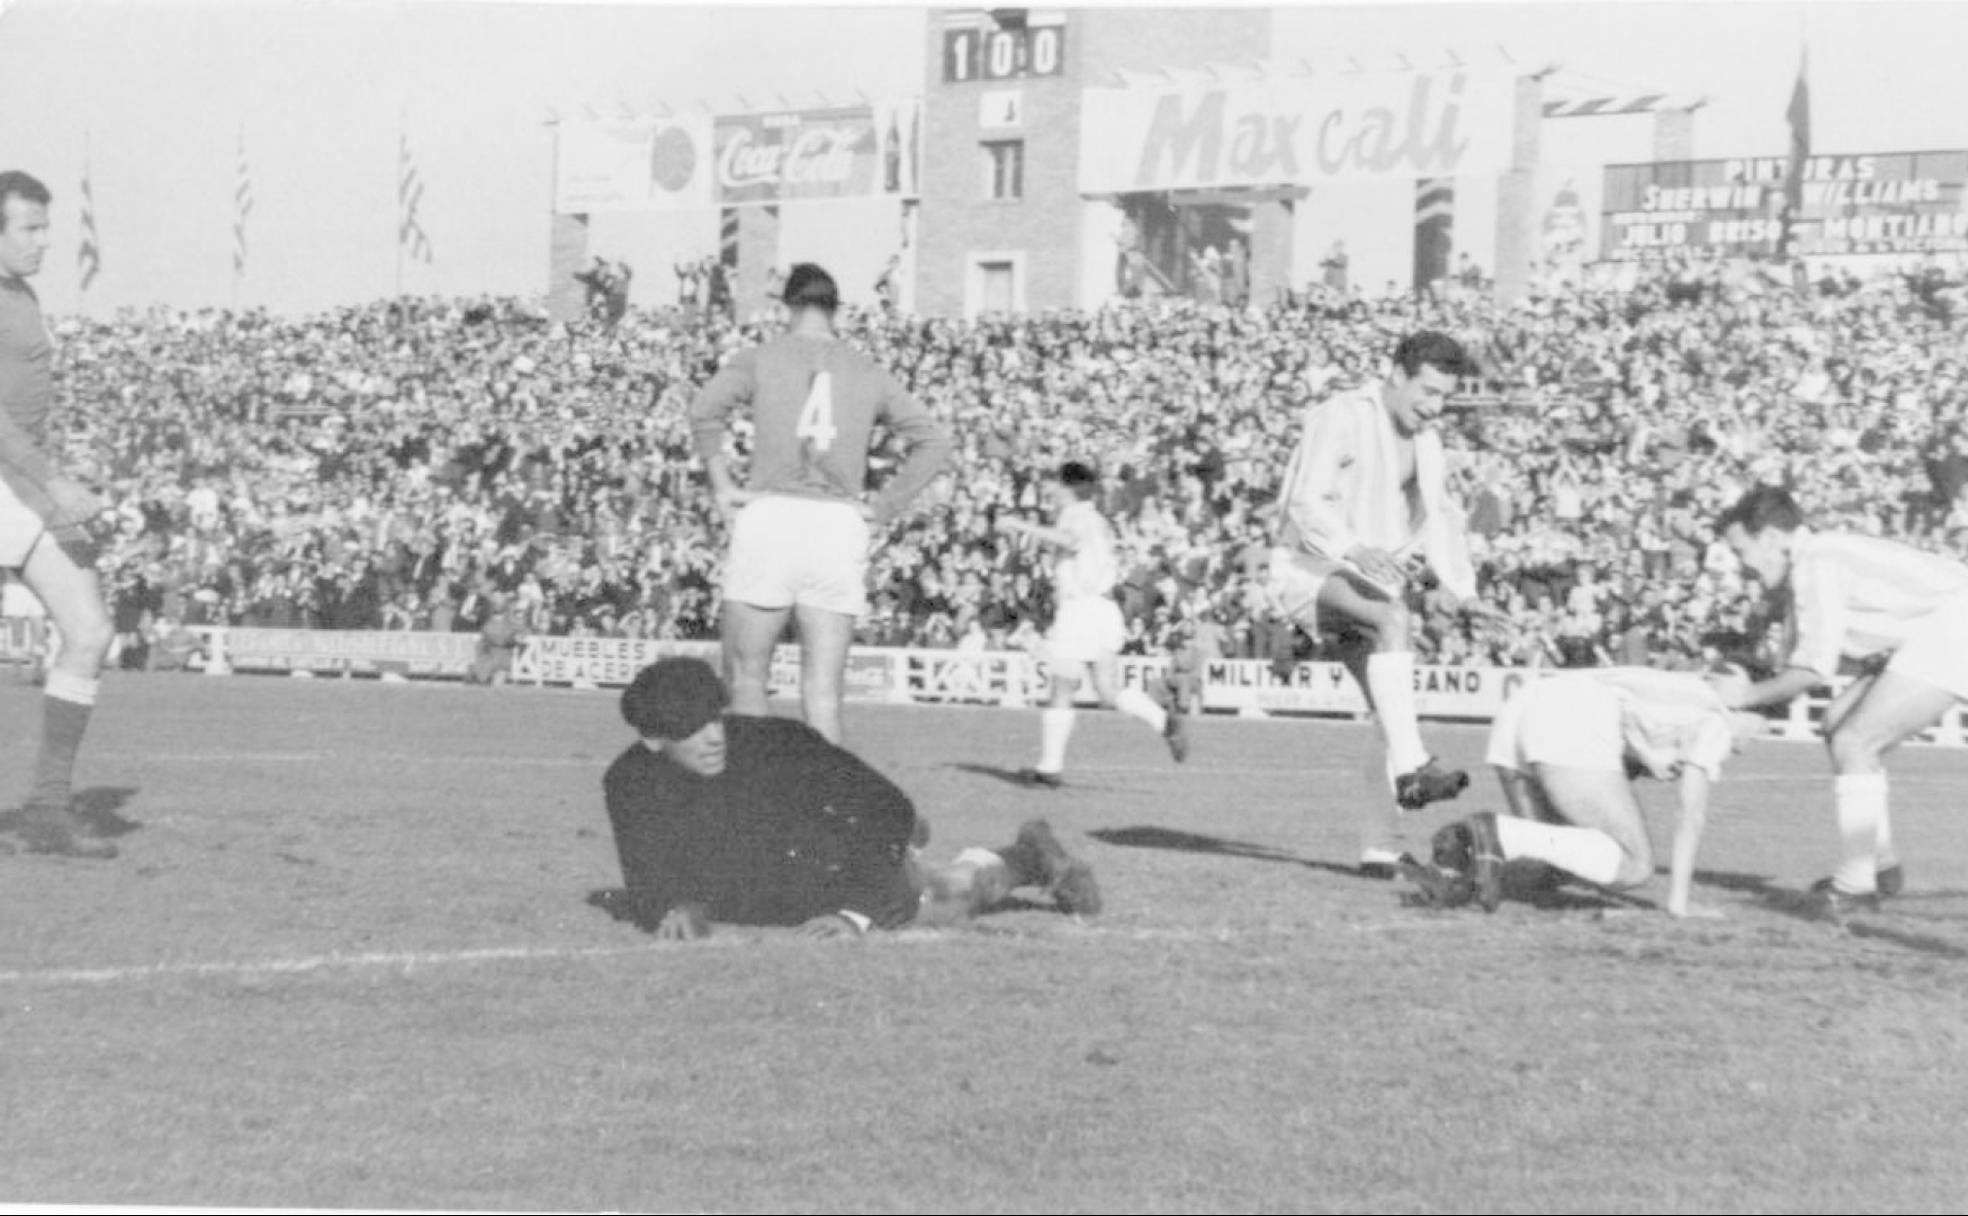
797, 372, 838, 452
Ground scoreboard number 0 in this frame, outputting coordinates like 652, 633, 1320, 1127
943, 24, 1066, 83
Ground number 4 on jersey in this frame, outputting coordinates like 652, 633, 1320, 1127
796, 372, 838, 453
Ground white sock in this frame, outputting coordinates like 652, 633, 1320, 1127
1038, 708, 1077, 774
1875, 802, 1898, 872
1365, 651, 1429, 783
1833, 773, 1888, 894
1494, 815, 1623, 886
1113, 687, 1168, 735
44, 669, 100, 706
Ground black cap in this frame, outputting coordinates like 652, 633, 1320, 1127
621, 656, 728, 740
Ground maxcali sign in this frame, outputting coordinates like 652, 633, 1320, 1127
1080, 70, 1518, 193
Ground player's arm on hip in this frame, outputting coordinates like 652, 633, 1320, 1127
867, 375, 954, 525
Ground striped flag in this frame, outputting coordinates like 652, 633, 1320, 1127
232, 128, 253, 278
1778, 49, 1810, 259
1413, 177, 1455, 289
398, 131, 433, 264
77, 155, 101, 292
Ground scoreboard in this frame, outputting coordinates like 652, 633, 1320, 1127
941, 20, 1066, 83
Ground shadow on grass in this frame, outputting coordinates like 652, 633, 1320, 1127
948, 762, 1129, 794
1087, 825, 1365, 880
1697, 869, 1968, 958
0, 786, 143, 839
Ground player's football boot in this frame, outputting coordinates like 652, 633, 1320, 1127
1395, 757, 1470, 811
1806, 881, 1882, 923
1464, 811, 1506, 913
1425, 818, 1502, 912
1017, 819, 1101, 916
1877, 863, 1906, 898
1397, 852, 1476, 909
1018, 769, 1064, 790
17, 803, 118, 860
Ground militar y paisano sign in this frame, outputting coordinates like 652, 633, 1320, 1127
1601, 151, 1968, 261
1078, 70, 1519, 194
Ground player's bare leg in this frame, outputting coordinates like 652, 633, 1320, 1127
719, 599, 791, 720
917, 820, 1101, 922
791, 602, 856, 746
1316, 575, 1466, 809
1023, 670, 1084, 787
1818, 671, 1955, 910
1088, 655, 1187, 763
1432, 767, 1644, 913
17, 536, 116, 858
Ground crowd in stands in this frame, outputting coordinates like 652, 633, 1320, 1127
37, 251, 1968, 675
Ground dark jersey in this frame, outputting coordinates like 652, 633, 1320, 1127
687, 332, 952, 525
602, 715, 924, 928
0, 275, 54, 451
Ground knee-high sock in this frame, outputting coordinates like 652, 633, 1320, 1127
1113, 687, 1168, 735
1874, 799, 1898, 871
1833, 773, 1888, 894
1038, 708, 1077, 774
1495, 815, 1624, 886
30, 671, 98, 811
1364, 651, 1429, 783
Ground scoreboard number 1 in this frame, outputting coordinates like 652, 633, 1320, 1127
942, 24, 1066, 83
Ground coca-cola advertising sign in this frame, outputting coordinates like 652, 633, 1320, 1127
715, 101, 920, 206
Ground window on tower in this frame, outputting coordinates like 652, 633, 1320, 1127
983, 140, 1025, 201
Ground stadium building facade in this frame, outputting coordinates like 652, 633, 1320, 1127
547, 7, 1714, 319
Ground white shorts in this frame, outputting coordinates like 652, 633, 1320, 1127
0, 473, 49, 570
722, 496, 870, 618
1886, 591, 1968, 701
1048, 596, 1126, 666
1485, 676, 1625, 776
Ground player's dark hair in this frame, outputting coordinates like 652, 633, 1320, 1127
0, 171, 51, 232
782, 262, 840, 313
1391, 330, 1478, 380
1055, 461, 1099, 501
1716, 485, 1804, 537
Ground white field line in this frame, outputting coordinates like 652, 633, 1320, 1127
0, 919, 1481, 987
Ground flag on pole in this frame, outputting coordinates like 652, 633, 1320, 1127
77, 153, 101, 292
1778, 49, 1810, 259
233, 127, 253, 278
398, 131, 433, 264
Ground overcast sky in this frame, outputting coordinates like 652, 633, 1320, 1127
2, 0, 1964, 314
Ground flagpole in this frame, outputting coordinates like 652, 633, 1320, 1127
395, 111, 405, 300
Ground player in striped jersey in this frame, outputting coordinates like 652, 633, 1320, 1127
995, 461, 1188, 786
688, 264, 953, 746
1713, 485, 1968, 917
1265, 331, 1502, 877
1409, 667, 1765, 916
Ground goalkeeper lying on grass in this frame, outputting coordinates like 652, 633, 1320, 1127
591, 657, 1100, 940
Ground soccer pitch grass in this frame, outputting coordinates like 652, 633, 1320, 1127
3, 674, 1967, 1213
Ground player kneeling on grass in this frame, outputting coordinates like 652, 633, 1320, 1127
995, 461, 1188, 788
1404, 667, 1766, 918
593, 657, 1101, 941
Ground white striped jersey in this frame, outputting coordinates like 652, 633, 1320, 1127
1589, 667, 1739, 783
1787, 530, 1968, 680
1053, 500, 1119, 601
